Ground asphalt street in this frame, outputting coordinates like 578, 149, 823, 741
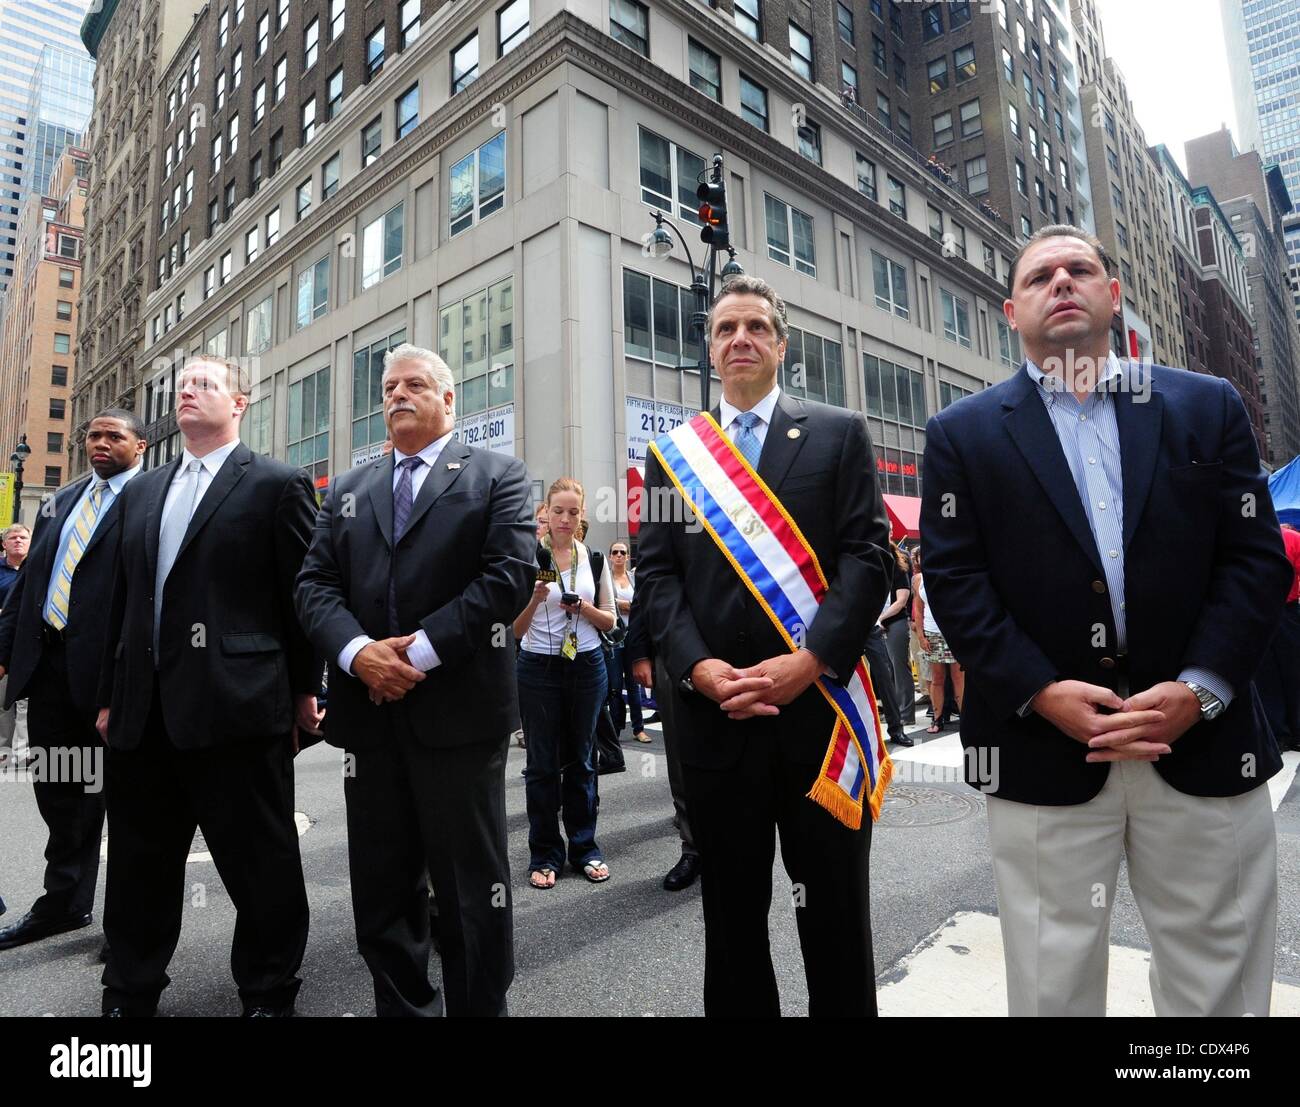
1, 716, 1298, 1017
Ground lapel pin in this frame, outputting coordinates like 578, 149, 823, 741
446, 462, 461, 469
787, 427, 801, 439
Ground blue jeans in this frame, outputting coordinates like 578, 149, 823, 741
517, 648, 607, 873
606, 644, 644, 733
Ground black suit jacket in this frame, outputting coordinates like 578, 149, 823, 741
293, 439, 536, 750
0, 474, 128, 722
96, 443, 320, 750
920, 363, 1292, 804
636, 392, 893, 771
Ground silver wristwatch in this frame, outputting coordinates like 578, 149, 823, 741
680, 674, 697, 694
1182, 681, 1225, 721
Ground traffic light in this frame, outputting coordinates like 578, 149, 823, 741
697, 180, 730, 250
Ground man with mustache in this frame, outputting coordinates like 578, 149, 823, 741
921, 225, 1291, 1016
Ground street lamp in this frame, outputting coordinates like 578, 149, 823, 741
9, 433, 30, 526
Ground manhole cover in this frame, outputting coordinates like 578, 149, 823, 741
877, 784, 982, 827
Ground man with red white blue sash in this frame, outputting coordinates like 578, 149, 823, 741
636, 276, 894, 1017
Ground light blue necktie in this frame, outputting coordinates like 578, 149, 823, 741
733, 411, 763, 470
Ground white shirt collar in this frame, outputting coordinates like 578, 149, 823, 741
392, 428, 456, 471
1026, 351, 1125, 400
719, 382, 782, 432
100, 462, 142, 495
180, 438, 241, 478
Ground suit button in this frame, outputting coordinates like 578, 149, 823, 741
737, 631, 747, 643
1091, 580, 1106, 594
1099, 656, 1116, 669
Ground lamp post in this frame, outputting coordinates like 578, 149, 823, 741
646, 154, 742, 414
9, 434, 30, 526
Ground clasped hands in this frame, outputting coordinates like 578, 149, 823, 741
354, 634, 426, 705
1029, 679, 1203, 763
690, 649, 827, 720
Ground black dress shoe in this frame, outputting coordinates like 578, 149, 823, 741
662, 853, 699, 891
597, 761, 627, 775
243, 1004, 295, 1017
890, 732, 915, 747
98, 941, 110, 964
0, 910, 93, 950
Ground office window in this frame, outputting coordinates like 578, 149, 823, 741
610, 0, 649, 56
928, 57, 948, 94
1015, 159, 1027, 195
955, 44, 976, 81
267, 209, 280, 247
951, 222, 967, 259
941, 289, 971, 347
842, 62, 858, 102
1008, 103, 1020, 138
220, 251, 232, 284
1050, 61, 1059, 93
789, 23, 812, 81
246, 226, 260, 264
305, 18, 319, 69
204, 265, 216, 299
400, 0, 420, 47
1016, 20, 1026, 53
1059, 157, 1069, 192
965, 154, 988, 194
764, 194, 816, 276
253, 81, 266, 125
51, 365, 68, 386
296, 255, 331, 328
500, 0, 530, 54
871, 252, 909, 319
982, 242, 996, 278
302, 97, 317, 144
638, 129, 706, 224
209, 197, 220, 234
1029, 125, 1038, 160
1002, 47, 1013, 83
368, 26, 386, 77
797, 120, 821, 165
950, 0, 971, 27
235, 0, 244, 24
1112, 183, 1125, 210
1031, 40, 1042, 71
277, 0, 289, 31
256, 10, 269, 56
288, 366, 330, 483
889, 0, 902, 36
274, 56, 287, 103
928, 204, 944, 243
922, 4, 942, 40
997, 0, 1008, 29
959, 98, 981, 137
740, 74, 768, 131
328, 67, 344, 118
219, 7, 229, 48
1023, 71, 1033, 99
362, 117, 382, 166
216, 71, 227, 112
896, 109, 911, 145
689, 39, 721, 101
58, 236, 78, 260
1054, 108, 1065, 142
837, 2, 853, 44
1106, 146, 1120, 173
437, 279, 514, 417
452, 33, 480, 91
887, 175, 905, 218
933, 110, 953, 148
734, 0, 760, 40
330, 0, 345, 40
54, 332, 71, 354
47, 432, 64, 455
894, 52, 907, 88
361, 203, 404, 288
396, 85, 419, 139
873, 34, 887, 74
250, 151, 263, 193
997, 319, 1020, 368
297, 178, 313, 218
1020, 215, 1032, 238
781, 327, 845, 407
57, 300, 73, 320
58, 268, 74, 288
246, 295, 273, 354
228, 114, 240, 156
322, 153, 341, 199
876, 91, 891, 130
1036, 87, 1048, 123
856, 154, 877, 201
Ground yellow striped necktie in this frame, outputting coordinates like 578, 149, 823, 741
45, 480, 108, 631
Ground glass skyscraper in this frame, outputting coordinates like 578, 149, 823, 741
0, 0, 91, 297
1222, 0, 1300, 322
21, 45, 94, 203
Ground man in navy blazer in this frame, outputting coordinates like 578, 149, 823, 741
921, 225, 1291, 1017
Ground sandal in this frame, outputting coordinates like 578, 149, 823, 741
528, 868, 556, 889
926, 722, 943, 734
633, 731, 652, 743
577, 860, 610, 883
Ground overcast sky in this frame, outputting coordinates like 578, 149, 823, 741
1091, 0, 1241, 172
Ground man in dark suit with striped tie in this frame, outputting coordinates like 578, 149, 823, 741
0, 410, 145, 951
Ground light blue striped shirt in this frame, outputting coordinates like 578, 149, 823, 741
1025, 356, 1231, 706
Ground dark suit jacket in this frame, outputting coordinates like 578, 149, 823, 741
293, 439, 536, 750
920, 363, 1292, 805
636, 392, 893, 772
0, 474, 127, 723
96, 443, 320, 750
626, 591, 651, 665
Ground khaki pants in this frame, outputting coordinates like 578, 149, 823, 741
0, 674, 28, 759
986, 759, 1277, 1016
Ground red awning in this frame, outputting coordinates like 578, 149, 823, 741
882, 494, 921, 539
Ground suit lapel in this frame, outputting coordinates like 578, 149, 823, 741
35, 479, 88, 582
1114, 374, 1163, 552
1001, 367, 1104, 575
366, 453, 396, 549
79, 491, 122, 561
144, 457, 182, 580
403, 439, 472, 536
757, 392, 810, 490
172, 443, 251, 565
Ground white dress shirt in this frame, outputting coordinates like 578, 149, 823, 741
161, 439, 241, 530
338, 429, 456, 677
718, 382, 781, 451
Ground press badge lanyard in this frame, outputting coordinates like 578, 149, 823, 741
544, 535, 581, 660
